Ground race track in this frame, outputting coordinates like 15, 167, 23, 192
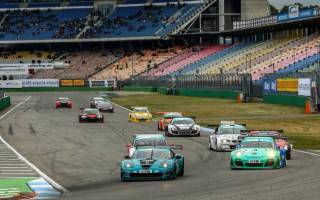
1, 92, 320, 200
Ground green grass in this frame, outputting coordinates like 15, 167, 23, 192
0, 178, 35, 197
112, 93, 320, 150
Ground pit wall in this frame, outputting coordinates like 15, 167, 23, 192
0, 96, 11, 111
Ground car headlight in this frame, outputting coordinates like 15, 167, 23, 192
268, 151, 275, 159
221, 139, 227, 143
160, 161, 168, 168
97, 116, 102, 118
192, 126, 199, 131
236, 151, 242, 158
81, 116, 87, 118
171, 127, 177, 131
124, 162, 134, 168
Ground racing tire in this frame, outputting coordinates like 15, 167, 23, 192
78, 117, 83, 123
286, 151, 291, 160
100, 117, 104, 123
171, 168, 177, 180
178, 160, 184, 177
110, 109, 114, 113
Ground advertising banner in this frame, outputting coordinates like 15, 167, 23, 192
60, 80, 73, 87
73, 79, 85, 86
0, 66, 28, 75
277, 78, 298, 92
22, 79, 59, 88
298, 78, 311, 96
277, 7, 315, 22
0, 80, 22, 88
89, 80, 107, 87
263, 80, 277, 94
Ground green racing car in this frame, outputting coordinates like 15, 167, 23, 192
230, 136, 287, 169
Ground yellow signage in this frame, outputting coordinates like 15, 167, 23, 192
277, 78, 298, 92
60, 80, 73, 87
73, 80, 85, 86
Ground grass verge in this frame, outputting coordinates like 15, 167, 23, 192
112, 93, 320, 150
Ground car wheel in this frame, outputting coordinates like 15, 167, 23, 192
209, 140, 213, 150
120, 174, 126, 182
171, 168, 177, 180
79, 117, 83, 123
111, 109, 114, 113
101, 117, 104, 123
178, 160, 184, 177
286, 151, 291, 160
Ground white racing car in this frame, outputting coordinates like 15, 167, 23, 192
208, 121, 247, 151
166, 117, 200, 137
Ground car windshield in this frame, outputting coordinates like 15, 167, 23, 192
134, 138, 167, 147
133, 108, 148, 112
219, 126, 246, 135
58, 97, 69, 101
164, 113, 182, 119
241, 140, 274, 148
93, 98, 104, 102
132, 149, 172, 160
84, 109, 98, 114
172, 119, 193, 125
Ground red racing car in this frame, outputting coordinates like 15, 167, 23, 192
157, 112, 182, 131
56, 97, 72, 108
78, 108, 104, 123
248, 130, 292, 160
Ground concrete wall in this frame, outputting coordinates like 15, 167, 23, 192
241, 0, 269, 20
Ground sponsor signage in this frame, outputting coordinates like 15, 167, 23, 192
0, 80, 22, 88
0, 66, 28, 75
277, 78, 298, 92
89, 80, 107, 87
298, 78, 311, 96
60, 80, 73, 87
73, 79, 85, 86
263, 80, 277, 94
22, 79, 59, 88
278, 7, 315, 22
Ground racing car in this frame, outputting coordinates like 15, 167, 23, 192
247, 130, 292, 160
55, 97, 72, 108
208, 121, 247, 151
230, 136, 287, 169
128, 107, 152, 122
90, 97, 105, 108
78, 108, 104, 123
121, 146, 184, 181
166, 117, 200, 137
96, 100, 114, 113
126, 134, 167, 157
157, 112, 182, 131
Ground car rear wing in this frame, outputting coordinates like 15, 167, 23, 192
245, 129, 284, 133
169, 144, 183, 150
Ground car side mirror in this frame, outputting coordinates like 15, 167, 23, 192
124, 155, 130, 159
175, 155, 182, 159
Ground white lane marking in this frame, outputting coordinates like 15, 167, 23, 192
112, 102, 132, 112
293, 149, 320, 157
0, 137, 68, 194
0, 96, 31, 120
0, 95, 68, 195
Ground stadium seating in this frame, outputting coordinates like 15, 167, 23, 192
90, 47, 184, 80
82, 3, 203, 38
142, 45, 226, 77
0, 8, 90, 40
0, 51, 56, 64
32, 50, 122, 79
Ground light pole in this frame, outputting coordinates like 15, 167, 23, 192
131, 55, 134, 78
317, 43, 320, 70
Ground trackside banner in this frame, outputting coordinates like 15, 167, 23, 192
277, 78, 298, 93
88, 80, 116, 88
22, 79, 59, 88
298, 78, 311, 96
0, 80, 22, 88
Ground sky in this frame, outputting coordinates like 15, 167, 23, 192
268, 0, 320, 9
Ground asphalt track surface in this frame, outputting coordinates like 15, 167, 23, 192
1, 92, 320, 200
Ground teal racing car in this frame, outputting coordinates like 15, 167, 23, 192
230, 136, 286, 169
121, 146, 184, 181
